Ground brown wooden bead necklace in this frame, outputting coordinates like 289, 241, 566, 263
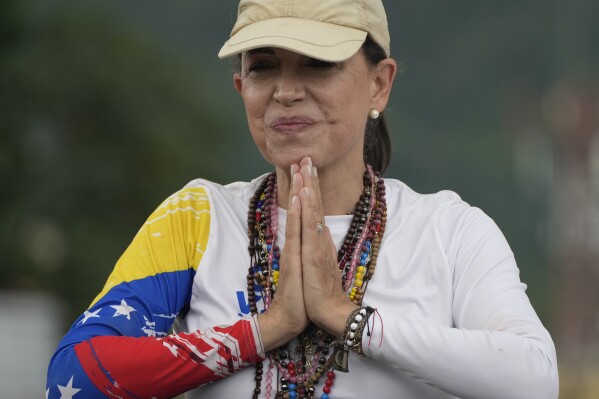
246, 165, 387, 399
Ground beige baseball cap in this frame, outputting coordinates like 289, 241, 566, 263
218, 0, 390, 62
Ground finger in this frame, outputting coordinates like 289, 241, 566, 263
299, 156, 312, 169
289, 164, 303, 200
299, 167, 325, 240
312, 166, 324, 217
322, 226, 342, 283
324, 226, 341, 275
284, 194, 301, 259
299, 186, 326, 255
299, 157, 318, 198
299, 157, 313, 183
289, 163, 301, 181
281, 172, 303, 277
299, 159, 323, 218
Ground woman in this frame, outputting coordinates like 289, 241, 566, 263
46, 0, 558, 398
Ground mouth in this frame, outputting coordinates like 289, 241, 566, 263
270, 117, 315, 132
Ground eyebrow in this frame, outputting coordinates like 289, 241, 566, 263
246, 47, 276, 56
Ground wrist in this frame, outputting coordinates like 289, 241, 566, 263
331, 306, 375, 371
257, 306, 307, 352
311, 299, 358, 337
257, 312, 294, 352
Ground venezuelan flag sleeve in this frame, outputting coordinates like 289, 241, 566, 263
46, 186, 264, 399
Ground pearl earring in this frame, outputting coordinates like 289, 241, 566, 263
369, 109, 380, 119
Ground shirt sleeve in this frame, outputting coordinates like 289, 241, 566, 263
46, 186, 265, 399
362, 206, 558, 399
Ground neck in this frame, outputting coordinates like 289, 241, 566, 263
276, 160, 367, 215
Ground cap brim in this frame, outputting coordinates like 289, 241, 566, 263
218, 17, 367, 62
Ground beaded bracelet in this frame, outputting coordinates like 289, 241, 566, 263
333, 306, 375, 371
344, 308, 369, 353
340, 308, 363, 343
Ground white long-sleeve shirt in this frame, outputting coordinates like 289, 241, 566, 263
47, 176, 558, 399
184, 176, 558, 398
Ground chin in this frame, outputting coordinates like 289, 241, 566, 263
266, 150, 320, 170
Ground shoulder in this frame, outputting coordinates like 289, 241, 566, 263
168, 174, 270, 231
384, 178, 498, 240
182, 174, 269, 205
143, 176, 266, 232
385, 178, 471, 219
383, 178, 511, 273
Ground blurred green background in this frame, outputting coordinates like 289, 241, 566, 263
1, 0, 598, 397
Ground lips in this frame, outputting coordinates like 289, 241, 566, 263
270, 117, 315, 132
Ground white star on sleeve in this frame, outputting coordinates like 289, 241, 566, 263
110, 299, 136, 320
57, 376, 81, 399
78, 308, 102, 324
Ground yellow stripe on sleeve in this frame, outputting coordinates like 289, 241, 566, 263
90, 187, 210, 307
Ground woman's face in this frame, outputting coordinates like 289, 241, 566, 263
234, 48, 392, 172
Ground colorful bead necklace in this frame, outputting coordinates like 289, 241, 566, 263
246, 165, 387, 399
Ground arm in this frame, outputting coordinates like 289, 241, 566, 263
363, 207, 558, 399
46, 186, 265, 399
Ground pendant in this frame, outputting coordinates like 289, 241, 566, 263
332, 345, 349, 372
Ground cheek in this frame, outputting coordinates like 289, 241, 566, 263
326, 70, 370, 107
242, 89, 266, 120
325, 79, 371, 148
240, 76, 273, 114
319, 80, 369, 125
240, 85, 270, 155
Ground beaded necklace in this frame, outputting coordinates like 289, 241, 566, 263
246, 165, 387, 399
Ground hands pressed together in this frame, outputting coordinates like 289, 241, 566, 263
257, 157, 358, 352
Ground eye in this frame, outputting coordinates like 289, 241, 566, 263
305, 59, 337, 69
247, 61, 274, 73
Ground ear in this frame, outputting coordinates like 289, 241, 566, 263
233, 72, 243, 95
370, 58, 397, 112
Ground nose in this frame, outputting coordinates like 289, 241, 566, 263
273, 69, 305, 105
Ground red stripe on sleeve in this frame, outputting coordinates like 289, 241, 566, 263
74, 340, 139, 399
75, 318, 264, 399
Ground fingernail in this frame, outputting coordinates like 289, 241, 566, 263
292, 173, 297, 187
291, 195, 298, 205
301, 187, 309, 197
307, 158, 313, 175
313, 166, 318, 177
